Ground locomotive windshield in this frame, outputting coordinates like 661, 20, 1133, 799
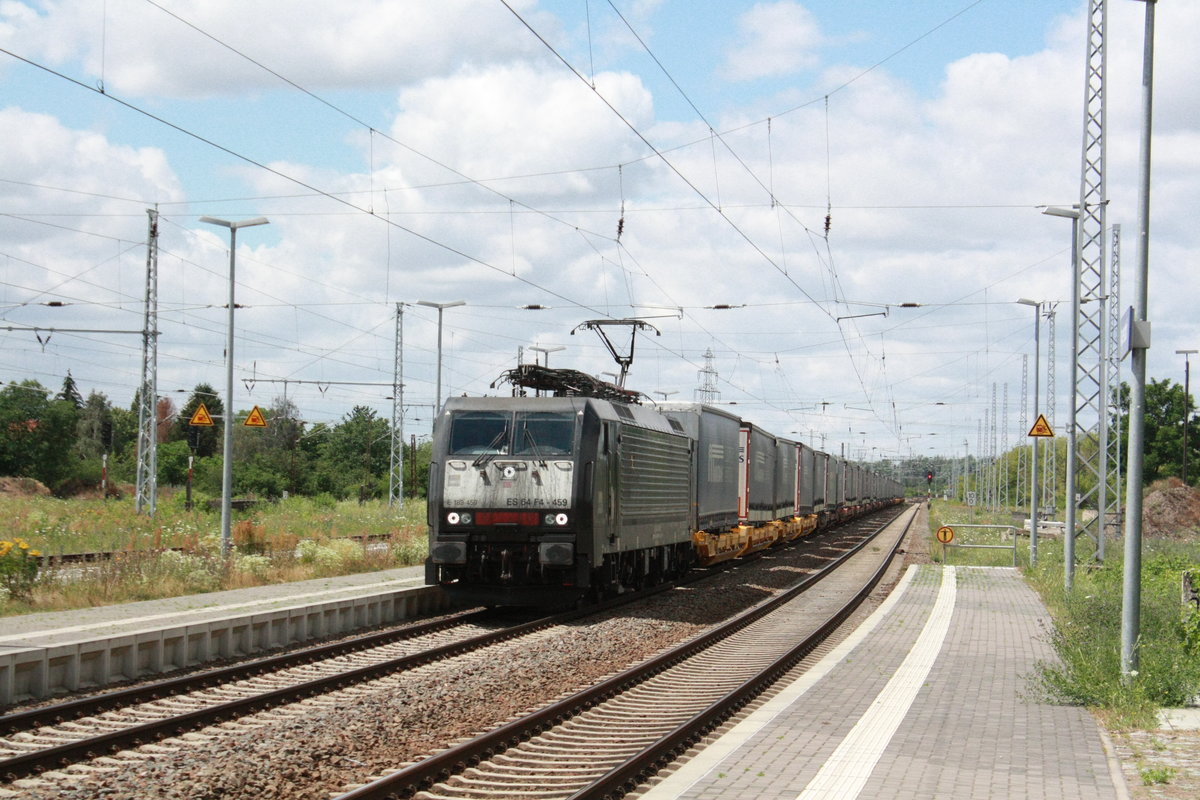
447, 409, 576, 457
512, 411, 575, 456
448, 411, 510, 455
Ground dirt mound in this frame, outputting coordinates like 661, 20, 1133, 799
1142, 478, 1200, 539
0, 476, 52, 497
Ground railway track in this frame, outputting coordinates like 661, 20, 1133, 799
0, 606, 568, 782
334, 505, 913, 800
1, 505, 909, 796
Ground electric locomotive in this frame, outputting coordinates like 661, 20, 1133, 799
426, 394, 696, 606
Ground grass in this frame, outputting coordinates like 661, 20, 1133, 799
930, 499, 1200, 727
928, 501, 1025, 568
0, 492, 430, 617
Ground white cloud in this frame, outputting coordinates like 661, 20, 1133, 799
0, 0, 552, 96
721, 2, 822, 82
2, 1, 1199, 453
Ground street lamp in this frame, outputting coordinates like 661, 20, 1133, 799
1042, 204, 1081, 585
200, 215, 269, 558
1177, 349, 1197, 484
1017, 298, 1043, 571
416, 299, 465, 415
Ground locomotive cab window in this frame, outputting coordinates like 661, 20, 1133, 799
448, 411, 510, 455
512, 411, 576, 456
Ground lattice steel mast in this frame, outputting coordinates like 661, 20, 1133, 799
134, 208, 159, 515
1107, 224, 1123, 536
390, 303, 405, 508
695, 348, 721, 404
1066, 0, 1111, 561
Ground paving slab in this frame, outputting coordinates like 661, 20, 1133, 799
642, 564, 1128, 800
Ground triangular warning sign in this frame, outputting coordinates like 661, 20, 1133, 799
189, 403, 214, 426
1028, 414, 1055, 438
244, 405, 268, 428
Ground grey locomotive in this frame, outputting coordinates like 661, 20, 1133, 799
426, 395, 696, 606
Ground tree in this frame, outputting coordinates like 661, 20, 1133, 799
156, 440, 193, 486
1113, 378, 1197, 485
230, 396, 308, 497
0, 380, 79, 487
74, 390, 114, 460
172, 384, 223, 457
58, 371, 83, 409
313, 406, 391, 499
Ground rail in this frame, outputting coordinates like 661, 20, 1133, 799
938, 523, 1018, 567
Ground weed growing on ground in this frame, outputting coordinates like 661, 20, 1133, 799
1023, 537, 1200, 725
1140, 765, 1177, 786
0, 496, 430, 616
930, 500, 1200, 723
0, 537, 41, 600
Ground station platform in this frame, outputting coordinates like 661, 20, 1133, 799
0, 565, 454, 706
641, 563, 1129, 800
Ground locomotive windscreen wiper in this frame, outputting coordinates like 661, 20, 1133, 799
472, 428, 509, 469
522, 429, 548, 466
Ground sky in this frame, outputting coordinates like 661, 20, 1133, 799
1, 0, 1197, 465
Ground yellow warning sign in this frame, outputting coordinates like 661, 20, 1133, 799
936, 526, 955, 544
244, 406, 268, 428
1028, 414, 1055, 438
189, 403, 214, 427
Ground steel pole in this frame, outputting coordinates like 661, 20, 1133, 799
1184, 354, 1192, 484
1031, 304, 1041, 570
1122, 0, 1156, 680
220, 226, 237, 558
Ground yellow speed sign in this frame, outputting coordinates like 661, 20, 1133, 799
936, 526, 954, 544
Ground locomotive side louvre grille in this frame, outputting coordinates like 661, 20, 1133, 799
617, 425, 691, 521
613, 404, 636, 421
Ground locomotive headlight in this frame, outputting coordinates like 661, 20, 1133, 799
543, 513, 556, 526
446, 512, 461, 525
460, 512, 473, 525
555, 513, 569, 526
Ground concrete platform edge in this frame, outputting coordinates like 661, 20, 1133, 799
0, 584, 454, 707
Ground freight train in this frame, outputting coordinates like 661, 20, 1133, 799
425, 365, 903, 606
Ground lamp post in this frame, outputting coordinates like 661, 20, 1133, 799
1178, 349, 1197, 484
199, 215, 269, 558
1042, 205, 1080, 583
416, 300, 465, 415
1017, 298, 1043, 571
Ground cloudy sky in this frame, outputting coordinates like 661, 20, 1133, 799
1, 0, 1196, 463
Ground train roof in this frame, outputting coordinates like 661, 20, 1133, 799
491, 364, 643, 403
437, 394, 683, 436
